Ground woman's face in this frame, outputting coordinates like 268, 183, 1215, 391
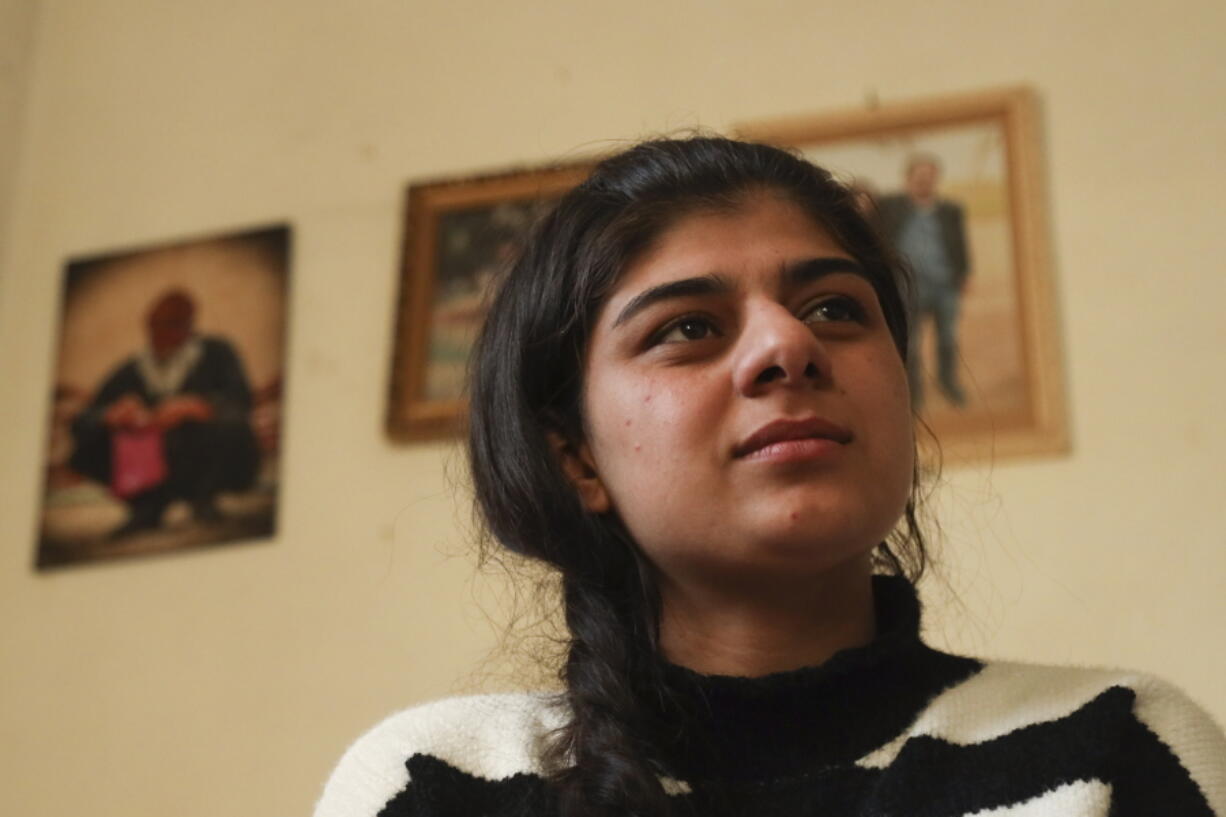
572, 193, 913, 593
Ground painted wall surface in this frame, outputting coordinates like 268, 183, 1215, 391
1, 1, 1223, 815
0, 0, 38, 273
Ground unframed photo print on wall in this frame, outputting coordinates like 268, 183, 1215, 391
36, 224, 292, 569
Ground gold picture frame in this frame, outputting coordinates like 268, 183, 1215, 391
738, 86, 1068, 463
387, 162, 593, 440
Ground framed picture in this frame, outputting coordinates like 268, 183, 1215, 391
388, 162, 593, 440
738, 86, 1067, 463
37, 224, 291, 568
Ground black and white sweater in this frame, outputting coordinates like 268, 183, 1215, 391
316, 578, 1226, 816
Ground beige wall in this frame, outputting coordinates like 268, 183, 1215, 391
1, 1, 1224, 815
0, 0, 37, 268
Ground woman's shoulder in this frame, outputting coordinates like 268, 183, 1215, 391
873, 657, 1226, 813
918, 658, 1222, 741
314, 691, 563, 817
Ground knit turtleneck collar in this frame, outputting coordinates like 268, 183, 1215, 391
646, 575, 980, 784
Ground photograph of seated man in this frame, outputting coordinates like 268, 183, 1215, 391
68, 289, 260, 538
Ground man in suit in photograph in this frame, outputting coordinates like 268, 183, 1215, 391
877, 154, 971, 408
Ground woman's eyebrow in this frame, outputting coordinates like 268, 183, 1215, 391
610, 258, 867, 329
611, 273, 731, 328
783, 256, 868, 286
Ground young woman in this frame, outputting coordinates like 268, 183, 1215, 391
316, 138, 1225, 817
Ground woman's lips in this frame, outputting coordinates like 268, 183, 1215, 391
733, 417, 854, 460
741, 436, 845, 463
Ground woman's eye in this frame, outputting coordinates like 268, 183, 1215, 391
656, 316, 716, 344
802, 295, 865, 324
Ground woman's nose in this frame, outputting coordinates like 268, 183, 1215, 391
732, 302, 832, 396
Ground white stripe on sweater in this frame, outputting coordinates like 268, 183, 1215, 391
855, 662, 1225, 814
961, 779, 1111, 817
314, 692, 561, 817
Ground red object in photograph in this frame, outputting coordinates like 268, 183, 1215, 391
109, 428, 168, 499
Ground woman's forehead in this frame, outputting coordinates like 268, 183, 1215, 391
600, 196, 852, 309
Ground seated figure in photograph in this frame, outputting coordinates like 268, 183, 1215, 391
69, 288, 260, 537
